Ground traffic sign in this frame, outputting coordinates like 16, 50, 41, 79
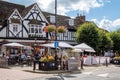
54, 41, 59, 48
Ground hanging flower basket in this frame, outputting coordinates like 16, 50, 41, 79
57, 26, 66, 33
46, 25, 56, 32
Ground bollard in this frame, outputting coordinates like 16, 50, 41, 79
105, 58, 108, 67
81, 58, 84, 69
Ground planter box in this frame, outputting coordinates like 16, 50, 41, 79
39, 61, 57, 70
111, 59, 120, 65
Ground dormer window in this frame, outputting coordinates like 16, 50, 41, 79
68, 19, 74, 26
48, 15, 55, 23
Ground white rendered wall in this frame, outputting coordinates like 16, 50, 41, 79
0, 27, 6, 37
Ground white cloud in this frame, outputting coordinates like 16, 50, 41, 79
36, 0, 54, 11
36, 0, 110, 15
91, 17, 120, 31
113, 19, 120, 27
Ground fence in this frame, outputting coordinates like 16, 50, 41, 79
83, 56, 110, 65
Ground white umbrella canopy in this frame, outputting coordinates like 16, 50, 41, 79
41, 43, 54, 48
41, 42, 73, 48
59, 42, 73, 48
3, 42, 24, 47
72, 48, 83, 52
24, 46, 33, 50
73, 43, 95, 52
85, 49, 96, 52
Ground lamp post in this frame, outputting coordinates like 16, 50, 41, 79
54, 0, 58, 53
54, 0, 60, 70
55, 0, 57, 29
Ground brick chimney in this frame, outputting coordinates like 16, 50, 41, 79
75, 13, 86, 27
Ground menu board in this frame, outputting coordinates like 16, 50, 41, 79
68, 58, 79, 71
0, 57, 7, 67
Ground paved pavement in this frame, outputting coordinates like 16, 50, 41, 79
0, 66, 53, 80
62, 64, 120, 80
0, 64, 119, 80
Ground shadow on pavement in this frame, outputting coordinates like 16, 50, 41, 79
46, 77, 61, 80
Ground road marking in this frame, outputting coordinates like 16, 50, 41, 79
97, 73, 108, 77
82, 72, 93, 75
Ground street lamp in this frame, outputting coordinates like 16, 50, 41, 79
54, 0, 61, 69
54, 0, 58, 53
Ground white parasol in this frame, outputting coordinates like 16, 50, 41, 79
72, 48, 83, 52
3, 42, 24, 47
41, 42, 73, 48
73, 43, 95, 52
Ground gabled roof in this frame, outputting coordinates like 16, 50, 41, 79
21, 3, 36, 17
0, 1, 25, 20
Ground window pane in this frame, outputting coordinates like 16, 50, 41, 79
39, 28, 42, 33
31, 28, 34, 33
35, 28, 38, 33
13, 24, 18, 32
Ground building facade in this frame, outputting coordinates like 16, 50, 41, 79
0, 1, 86, 46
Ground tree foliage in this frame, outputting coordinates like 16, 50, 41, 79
76, 22, 113, 52
97, 29, 113, 51
110, 31, 120, 52
76, 22, 99, 50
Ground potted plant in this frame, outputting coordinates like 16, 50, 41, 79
39, 55, 55, 70
46, 25, 56, 32
57, 26, 66, 33
40, 55, 55, 62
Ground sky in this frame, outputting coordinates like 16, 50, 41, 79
4, 0, 120, 31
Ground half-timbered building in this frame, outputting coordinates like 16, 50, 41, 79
0, 1, 86, 47
43, 12, 86, 45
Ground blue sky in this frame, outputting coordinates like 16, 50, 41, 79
4, 0, 120, 31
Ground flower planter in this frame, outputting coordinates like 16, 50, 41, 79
57, 26, 66, 33
39, 61, 57, 70
46, 25, 55, 32
111, 59, 120, 65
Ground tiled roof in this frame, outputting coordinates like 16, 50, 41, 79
0, 1, 25, 19
21, 3, 35, 17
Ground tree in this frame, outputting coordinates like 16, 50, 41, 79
97, 29, 113, 55
76, 22, 99, 50
110, 31, 120, 52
